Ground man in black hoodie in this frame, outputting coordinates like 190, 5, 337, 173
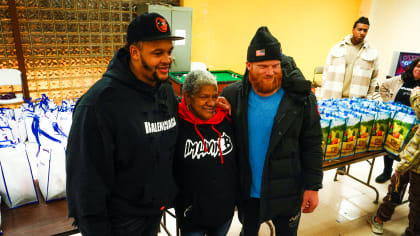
66, 13, 183, 236
222, 27, 323, 236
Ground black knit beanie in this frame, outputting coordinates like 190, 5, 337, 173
247, 26, 282, 62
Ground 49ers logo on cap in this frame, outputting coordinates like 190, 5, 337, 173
155, 17, 168, 32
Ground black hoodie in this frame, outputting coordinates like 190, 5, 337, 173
174, 98, 238, 230
66, 47, 179, 235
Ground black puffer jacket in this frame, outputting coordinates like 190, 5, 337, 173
66, 47, 179, 235
221, 55, 323, 221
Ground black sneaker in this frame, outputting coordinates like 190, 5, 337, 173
336, 166, 346, 175
375, 173, 391, 183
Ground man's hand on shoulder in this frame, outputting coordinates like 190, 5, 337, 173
217, 96, 231, 115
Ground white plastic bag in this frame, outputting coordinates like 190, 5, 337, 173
0, 195, 2, 234
0, 142, 38, 208
25, 142, 40, 180
56, 112, 72, 137
0, 126, 14, 141
24, 115, 37, 143
11, 109, 28, 142
37, 142, 66, 202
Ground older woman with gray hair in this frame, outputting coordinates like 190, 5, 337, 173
174, 70, 238, 236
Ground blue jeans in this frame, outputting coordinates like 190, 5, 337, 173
181, 218, 233, 236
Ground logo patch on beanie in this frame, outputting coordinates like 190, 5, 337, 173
155, 17, 168, 32
256, 49, 265, 56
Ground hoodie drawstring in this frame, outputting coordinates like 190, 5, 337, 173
211, 125, 224, 164
194, 123, 224, 164
194, 123, 208, 152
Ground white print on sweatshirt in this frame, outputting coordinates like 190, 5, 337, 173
184, 132, 233, 160
144, 117, 176, 134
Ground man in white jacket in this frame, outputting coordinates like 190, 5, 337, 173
321, 16, 379, 100
322, 16, 379, 175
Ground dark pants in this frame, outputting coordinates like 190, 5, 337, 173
110, 215, 162, 236
180, 218, 233, 236
383, 154, 394, 174
405, 171, 420, 236
239, 198, 300, 236
376, 172, 410, 222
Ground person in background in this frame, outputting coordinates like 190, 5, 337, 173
321, 16, 379, 175
370, 86, 420, 236
368, 58, 420, 235
398, 86, 420, 236
174, 70, 237, 236
222, 26, 323, 236
376, 58, 420, 183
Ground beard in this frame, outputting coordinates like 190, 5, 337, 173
140, 53, 169, 83
248, 70, 282, 94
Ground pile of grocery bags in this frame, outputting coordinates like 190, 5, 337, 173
0, 95, 74, 209
319, 98, 418, 161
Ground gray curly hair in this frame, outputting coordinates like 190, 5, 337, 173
182, 70, 217, 95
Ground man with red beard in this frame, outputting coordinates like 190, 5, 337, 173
66, 13, 184, 235
222, 27, 323, 236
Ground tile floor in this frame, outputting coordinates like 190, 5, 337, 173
161, 157, 409, 236
296, 158, 409, 236
72, 156, 410, 236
